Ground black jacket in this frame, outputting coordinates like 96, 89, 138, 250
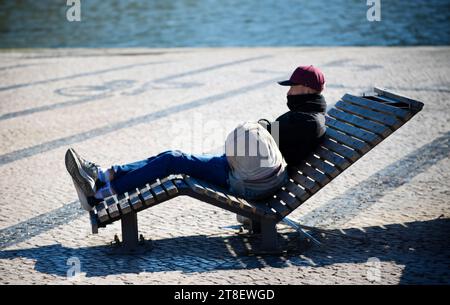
260, 94, 327, 166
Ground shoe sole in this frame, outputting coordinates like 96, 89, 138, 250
65, 148, 96, 197
71, 178, 94, 211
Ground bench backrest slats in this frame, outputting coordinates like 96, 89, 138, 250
336, 100, 401, 129
288, 169, 320, 193
305, 155, 340, 178
324, 127, 370, 154
320, 137, 361, 162
314, 146, 350, 171
328, 108, 392, 138
283, 180, 309, 202
295, 162, 331, 186
325, 116, 382, 145
267, 197, 291, 218
343, 94, 412, 121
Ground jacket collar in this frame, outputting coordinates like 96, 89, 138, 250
286, 93, 326, 113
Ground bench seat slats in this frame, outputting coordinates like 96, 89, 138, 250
324, 127, 371, 154
336, 100, 401, 129
117, 193, 132, 215
182, 175, 206, 195
325, 116, 381, 145
328, 108, 392, 138
161, 180, 179, 196
139, 185, 156, 207
105, 195, 120, 219
128, 188, 144, 210
189, 177, 267, 217
193, 178, 232, 205
172, 178, 192, 194
343, 93, 411, 120
149, 181, 168, 201
96, 202, 110, 223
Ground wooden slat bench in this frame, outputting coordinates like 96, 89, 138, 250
88, 88, 424, 252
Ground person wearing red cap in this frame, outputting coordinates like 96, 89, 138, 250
259, 65, 327, 165
65, 66, 326, 211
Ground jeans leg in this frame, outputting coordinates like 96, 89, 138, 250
111, 150, 230, 195
112, 150, 173, 180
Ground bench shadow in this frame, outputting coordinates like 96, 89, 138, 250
0, 218, 448, 283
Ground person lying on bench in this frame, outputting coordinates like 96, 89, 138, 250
65, 65, 327, 211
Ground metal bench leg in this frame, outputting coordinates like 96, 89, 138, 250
260, 218, 278, 251
250, 219, 261, 234
121, 212, 139, 251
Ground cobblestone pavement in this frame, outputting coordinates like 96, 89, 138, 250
0, 47, 449, 284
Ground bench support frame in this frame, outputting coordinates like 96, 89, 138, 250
121, 212, 139, 251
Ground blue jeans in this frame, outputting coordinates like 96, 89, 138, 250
110, 150, 230, 195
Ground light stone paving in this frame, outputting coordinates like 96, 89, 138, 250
0, 47, 449, 284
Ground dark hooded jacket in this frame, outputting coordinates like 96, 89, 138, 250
260, 94, 327, 166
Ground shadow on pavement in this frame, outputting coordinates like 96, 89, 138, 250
1, 217, 448, 284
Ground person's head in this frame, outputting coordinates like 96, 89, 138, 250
286, 84, 320, 96
278, 65, 325, 95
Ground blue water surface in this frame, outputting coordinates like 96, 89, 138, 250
0, 0, 449, 47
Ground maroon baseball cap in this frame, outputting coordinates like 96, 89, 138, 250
278, 65, 325, 92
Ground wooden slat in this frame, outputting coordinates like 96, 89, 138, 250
183, 175, 207, 195
194, 177, 259, 215
295, 162, 330, 186
343, 94, 411, 120
105, 195, 120, 219
161, 180, 179, 196
328, 108, 392, 137
267, 197, 290, 218
191, 177, 266, 216
306, 155, 340, 178
325, 127, 370, 154
96, 202, 110, 223
315, 147, 351, 171
284, 180, 309, 202
149, 181, 167, 201
172, 178, 190, 193
368, 95, 410, 109
138, 184, 156, 206
288, 169, 320, 193
320, 138, 360, 162
193, 178, 227, 201
117, 193, 132, 215
276, 190, 300, 211
336, 100, 401, 129
325, 116, 381, 145
374, 87, 424, 112
128, 188, 144, 210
